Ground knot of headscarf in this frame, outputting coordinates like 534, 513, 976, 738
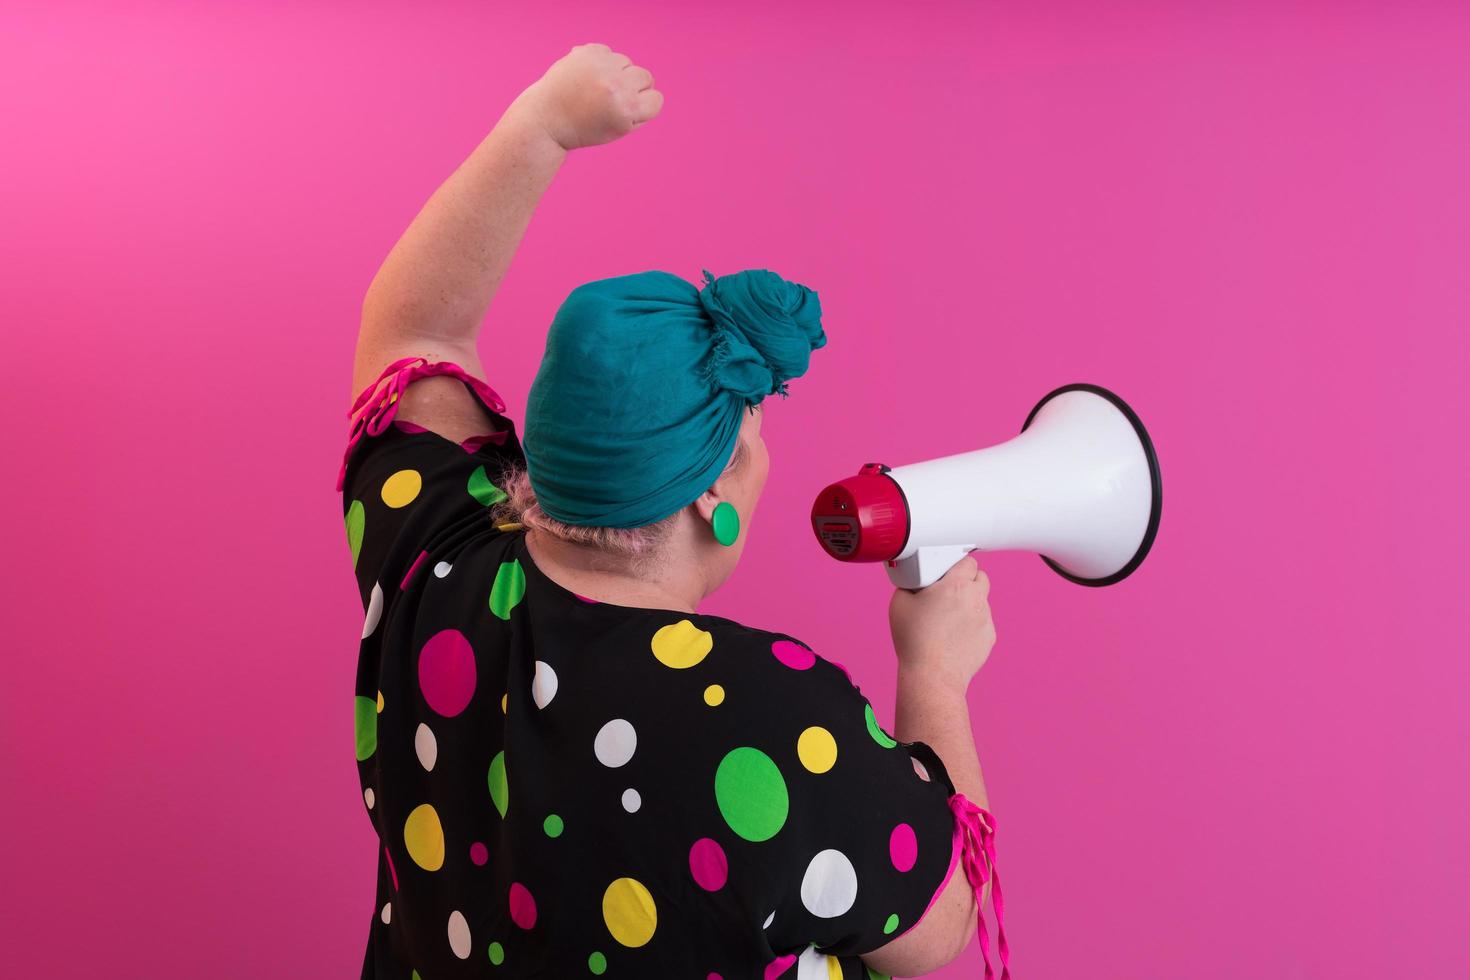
697, 268, 826, 401
522, 268, 825, 528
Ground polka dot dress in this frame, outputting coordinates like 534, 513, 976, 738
342, 364, 963, 979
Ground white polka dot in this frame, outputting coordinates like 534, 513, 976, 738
380, 902, 391, 924
532, 660, 558, 709
594, 719, 637, 768
364, 787, 375, 809
415, 723, 438, 772
912, 756, 931, 781
797, 945, 835, 980
433, 561, 453, 578
447, 909, 471, 959
621, 788, 641, 813
362, 582, 384, 639
800, 849, 858, 918
763, 910, 775, 930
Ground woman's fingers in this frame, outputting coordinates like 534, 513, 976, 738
623, 65, 655, 91
631, 88, 664, 126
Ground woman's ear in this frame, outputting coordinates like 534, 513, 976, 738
691, 484, 724, 525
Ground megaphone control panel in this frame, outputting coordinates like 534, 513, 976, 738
811, 462, 911, 562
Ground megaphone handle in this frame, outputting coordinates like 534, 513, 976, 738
887, 544, 980, 590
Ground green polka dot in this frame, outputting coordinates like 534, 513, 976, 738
865, 702, 898, 748
588, 951, 607, 974
489, 560, 526, 620
883, 913, 900, 934
412, 973, 421, 980
346, 500, 365, 568
353, 695, 377, 761
468, 465, 508, 507
488, 941, 505, 965
714, 747, 789, 842
488, 749, 508, 818
866, 967, 891, 980
544, 813, 564, 838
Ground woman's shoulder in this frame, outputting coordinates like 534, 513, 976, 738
685, 613, 811, 656
686, 614, 866, 699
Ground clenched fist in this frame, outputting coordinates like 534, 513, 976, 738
514, 42, 663, 151
889, 553, 997, 688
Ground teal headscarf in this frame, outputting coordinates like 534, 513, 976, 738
523, 268, 825, 528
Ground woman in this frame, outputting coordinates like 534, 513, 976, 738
339, 43, 1006, 979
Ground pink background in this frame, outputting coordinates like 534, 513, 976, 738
3, 2, 1466, 977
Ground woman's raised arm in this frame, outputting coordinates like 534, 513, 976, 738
354, 43, 662, 401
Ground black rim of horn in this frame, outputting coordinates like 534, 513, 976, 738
1020, 383, 1163, 587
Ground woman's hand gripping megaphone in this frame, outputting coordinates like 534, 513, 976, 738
888, 550, 997, 687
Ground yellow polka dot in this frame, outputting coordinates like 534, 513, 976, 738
376, 690, 384, 714
603, 877, 657, 947
650, 620, 712, 669
703, 684, 725, 707
797, 726, 837, 774
495, 522, 523, 531
826, 953, 843, 980
501, 692, 508, 713
381, 469, 422, 508
403, 803, 444, 871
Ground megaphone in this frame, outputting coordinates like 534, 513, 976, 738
811, 383, 1162, 590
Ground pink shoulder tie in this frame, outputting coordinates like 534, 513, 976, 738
336, 355, 507, 492
949, 792, 1010, 980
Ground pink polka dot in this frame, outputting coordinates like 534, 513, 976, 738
708, 974, 723, 980
418, 629, 477, 717
764, 953, 797, 980
889, 822, 918, 872
469, 842, 488, 866
770, 639, 815, 670
573, 593, 600, 604
508, 881, 537, 929
689, 838, 728, 891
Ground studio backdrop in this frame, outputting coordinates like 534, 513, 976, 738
2, 2, 1466, 977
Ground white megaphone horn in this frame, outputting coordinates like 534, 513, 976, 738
811, 383, 1162, 590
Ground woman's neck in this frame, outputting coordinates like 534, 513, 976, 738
524, 527, 701, 614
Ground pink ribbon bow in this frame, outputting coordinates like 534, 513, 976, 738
336, 356, 507, 492
949, 792, 1010, 980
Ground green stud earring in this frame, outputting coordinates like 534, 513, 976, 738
711, 501, 740, 547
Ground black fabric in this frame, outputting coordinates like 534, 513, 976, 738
341, 378, 959, 979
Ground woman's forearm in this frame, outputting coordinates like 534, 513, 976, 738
894, 666, 988, 812
361, 92, 567, 347
895, 666, 993, 907
862, 667, 991, 974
